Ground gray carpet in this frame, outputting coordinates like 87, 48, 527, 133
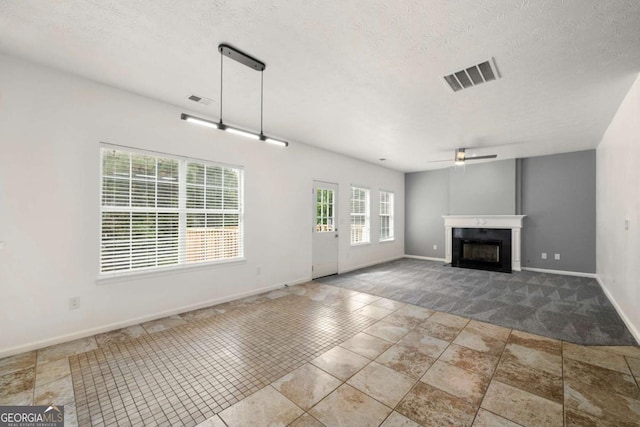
316, 258, 637, 345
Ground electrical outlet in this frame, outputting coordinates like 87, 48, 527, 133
625, 219, 630, 231
0, 241, 5, 250
541, 253, 547, 260
68, 297, 80, 310
433, 244, 437, 250
554, 253, 560, 260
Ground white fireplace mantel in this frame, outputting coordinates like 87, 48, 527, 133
443, 215, 526, 271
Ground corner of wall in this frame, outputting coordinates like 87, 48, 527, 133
595, 275, 640, 344
596, 72, 640, 344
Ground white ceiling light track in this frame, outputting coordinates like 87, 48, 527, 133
181, 43, 288, 147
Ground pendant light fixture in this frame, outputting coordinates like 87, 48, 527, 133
181, 43, 288, 147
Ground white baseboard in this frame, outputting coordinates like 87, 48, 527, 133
339, 255, 404, 274
595, 275, 640, 344
521, 267, 597, 278
403, 255, 447, 263
0, 276, 310, 359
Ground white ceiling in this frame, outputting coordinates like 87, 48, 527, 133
1, 1, 639, 171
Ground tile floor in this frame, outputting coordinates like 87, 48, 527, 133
0, 281, 639, 426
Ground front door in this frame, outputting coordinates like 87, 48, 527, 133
312, 181, 339, 278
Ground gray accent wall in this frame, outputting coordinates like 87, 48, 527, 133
521, 150, 596, 273
405, 152, 596, 273
405, 159, 515, 259
449, 160, 516, 215
405, 169, 448, 258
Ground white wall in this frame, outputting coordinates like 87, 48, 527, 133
596, 73, 640, 341
0, 54, 404, 356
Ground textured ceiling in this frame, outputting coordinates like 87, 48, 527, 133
1, 0, 639, 171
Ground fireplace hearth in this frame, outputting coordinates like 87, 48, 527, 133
452, 227, 512, 273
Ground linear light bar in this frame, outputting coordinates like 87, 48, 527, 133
180, 114, 288, 147
259, 134, 288, 147
181, 114, 220, 129
223, 125, 260, 140
182, 44, 289, 148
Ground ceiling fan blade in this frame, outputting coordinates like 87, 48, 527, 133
427, 159, 454, 163
465, 154, 497, 161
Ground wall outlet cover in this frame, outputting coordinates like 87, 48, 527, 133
554, 253, 560, 260
541, 253, 547, 259
68, 296, 80, 310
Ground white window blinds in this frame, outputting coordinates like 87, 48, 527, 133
185, 162, 242, 263
379, 191, 394, 241
350, 187, 370, 244
100, 147, 243, 275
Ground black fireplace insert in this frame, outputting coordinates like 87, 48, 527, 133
452, 227, 512, 273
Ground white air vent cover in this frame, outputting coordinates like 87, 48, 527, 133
444, 58, 500, 92
188, 94, 214, 105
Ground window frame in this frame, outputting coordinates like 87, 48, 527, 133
98, 144, 244, 280
379, 190, 395, 242
350, 186, 370, 245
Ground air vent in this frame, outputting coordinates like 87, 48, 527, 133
444, 58, 500, 92
188, 94, 214, 105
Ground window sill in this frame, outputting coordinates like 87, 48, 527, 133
379, 238, 395, 243
96, 258, 247, 285
350, 242, 371, 247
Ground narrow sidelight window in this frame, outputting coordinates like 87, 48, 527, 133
379, 191, 394, 241
350, 187, 370, 244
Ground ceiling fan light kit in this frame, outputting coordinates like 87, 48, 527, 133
428, 147, 498, 166
453, 147, 498, 165
181, 43, 289, 148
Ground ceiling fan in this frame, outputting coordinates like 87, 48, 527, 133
429, 148, 498, 165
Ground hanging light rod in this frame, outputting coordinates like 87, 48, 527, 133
181, 43, 288, 148
180, 114, 288, 147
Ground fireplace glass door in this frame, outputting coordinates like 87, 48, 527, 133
462, 241, 500, 263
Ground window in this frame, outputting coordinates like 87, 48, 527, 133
100, 146, 243, 275
350, 187, 370, 244
379, 191, 394, 241
316, 188, 335, 232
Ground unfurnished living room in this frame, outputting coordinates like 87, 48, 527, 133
1, 2, 639, 426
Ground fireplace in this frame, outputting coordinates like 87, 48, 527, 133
451, 227, 512, 273
443, 215, 525, 271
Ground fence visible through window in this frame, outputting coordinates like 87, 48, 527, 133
316, 188, 335, 232
350, 187, 370, 244
100, 146, 244, 275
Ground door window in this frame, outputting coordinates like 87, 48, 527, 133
316, 188, 335, 232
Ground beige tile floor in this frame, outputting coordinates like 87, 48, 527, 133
1, 281, 639, 426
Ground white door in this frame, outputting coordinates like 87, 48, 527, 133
312, 181, 339, 278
